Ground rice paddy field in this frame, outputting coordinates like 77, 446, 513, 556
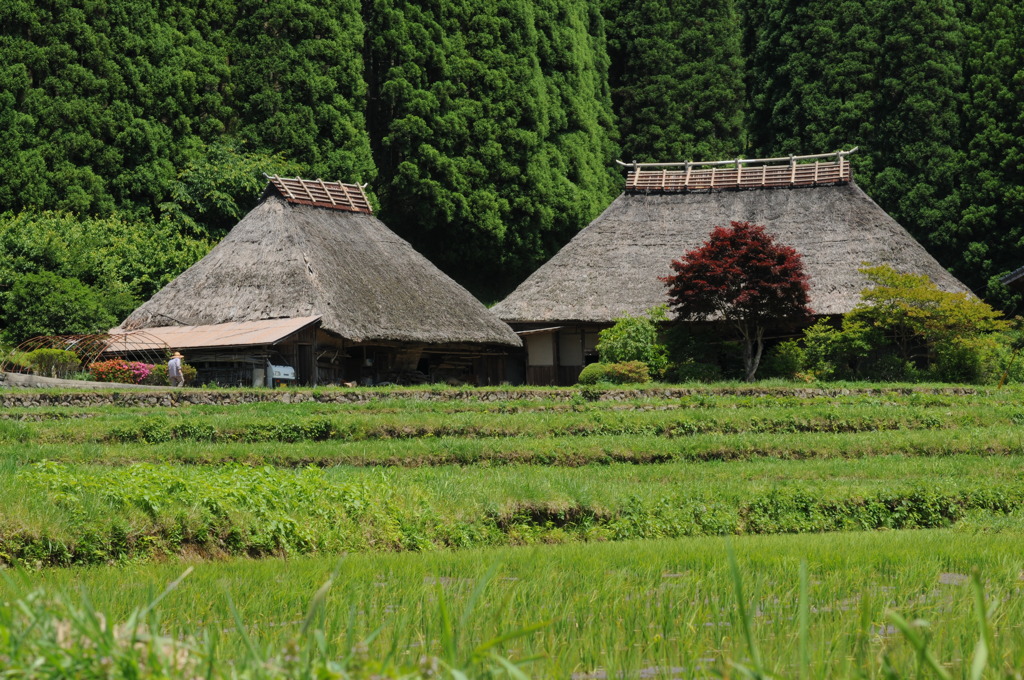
2, 383, 1024, 678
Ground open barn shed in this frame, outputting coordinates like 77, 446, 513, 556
492, 150, 971, 385
119, 176, 520, 387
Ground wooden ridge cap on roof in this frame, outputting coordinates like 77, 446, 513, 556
618, 147, 859, 193
266, 175, 372, 213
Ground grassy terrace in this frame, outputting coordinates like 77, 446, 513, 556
1, 385, 1022, 467
2, 383, 1023, 677
5, 530, 1024, 678
0, 384, 1023, 565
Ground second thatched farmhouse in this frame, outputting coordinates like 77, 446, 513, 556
118, 176, 521, 387
492, 150, 972, 385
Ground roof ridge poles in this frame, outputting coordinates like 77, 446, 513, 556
615, 146, 860, 170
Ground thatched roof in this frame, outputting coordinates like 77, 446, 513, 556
121, 184, 520, 347
492, 180, 970, 324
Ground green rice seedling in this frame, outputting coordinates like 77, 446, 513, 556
0, 563, 536, 679
8, 530, 1024, 678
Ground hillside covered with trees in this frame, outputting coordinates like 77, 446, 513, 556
1, 0, 1022, 342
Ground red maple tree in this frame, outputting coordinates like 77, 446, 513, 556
662, 221, 812, 381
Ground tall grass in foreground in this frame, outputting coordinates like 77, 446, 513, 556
0, 565, 537, 679
8, 530, 1024, 678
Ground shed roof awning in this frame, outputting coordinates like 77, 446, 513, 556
1001, 266, 1024, 291
515, 327, 564, 336
114, 317, 322, 351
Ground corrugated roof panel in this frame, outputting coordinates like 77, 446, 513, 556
113, 317, 321, 351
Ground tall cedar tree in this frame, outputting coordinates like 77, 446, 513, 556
230, 0, 374, 184
3, 0, 1024, 318
744, 0, 880, 165
1, 0, 167, 215
604, 0, 746, 162
0, 0, 236, 216
662, 221, 811, 381
745, 0, 964, 285
869, 0, 964, 277
364, 0, 617, 300
960, 0, 1024, 312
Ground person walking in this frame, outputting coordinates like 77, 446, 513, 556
168, 351, 185, 387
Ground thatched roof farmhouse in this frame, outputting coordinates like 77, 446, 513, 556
493, 150, 971, 384
120, 176, 520, 386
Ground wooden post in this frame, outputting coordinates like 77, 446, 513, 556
735, 158, 742, 187
579, 325, 586, 383
311, 331, 318, 387
684, 161, 692, 188
553, 331, 562, 386
789, 156, 796, 185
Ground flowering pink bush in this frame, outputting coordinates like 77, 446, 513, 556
89, 360, 154, 384
128, 361, 152, 383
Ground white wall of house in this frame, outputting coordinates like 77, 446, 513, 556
525, 333, 554, 366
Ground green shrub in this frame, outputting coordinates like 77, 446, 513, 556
1, 271, 119, 344
862, 354, 920, 382
794, 267, 1013, 384
851, 265, 1009, 353
935, 336, 1002, 384
596, 306, 669, 378
24, 348, 80, 378
666, 359, 722, 383
171, 422, 216, 441
759, 340, 805, 380
801, 319, 884, 380
0, 348, 29, 371
144, 362, 198, 386
578, 360, 650, 385
663, 325, 745, 381
994, 334, 1024, 385
577, 361, 651, 385
109, 418, 173, 443
577, 363, 611, 384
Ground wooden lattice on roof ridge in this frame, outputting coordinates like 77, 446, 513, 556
618, 148, 858, 193
266, 175, 373, 213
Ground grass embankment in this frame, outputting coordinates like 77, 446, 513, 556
7, 530, 1024, 678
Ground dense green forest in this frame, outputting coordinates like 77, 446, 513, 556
1, 0, 1022, 342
